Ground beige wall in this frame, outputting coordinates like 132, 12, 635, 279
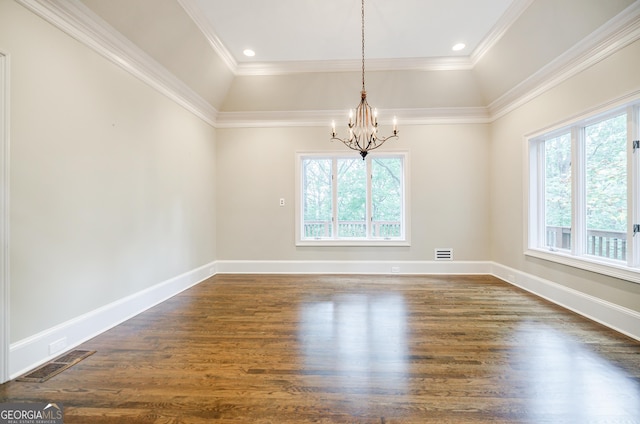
222, 69, 485, 112
474, 0, 635, 104
81, 0, 234, 110
1, 1, 217, 342
489, 38, 640, 312
216, 36, 640, 316
216, 124, 491, 262
3, 0, 640, 348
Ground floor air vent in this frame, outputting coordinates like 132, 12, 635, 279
17, 350, 95, 383
435, 248, 453, 261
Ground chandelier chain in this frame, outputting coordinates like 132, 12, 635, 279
361, 0, 365, 91
329, 0, 398, 159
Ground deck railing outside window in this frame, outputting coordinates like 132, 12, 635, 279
546, 226, 627, 261
304, 221, 401, 238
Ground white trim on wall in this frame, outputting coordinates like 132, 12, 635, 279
6, 0, 640, 382
15, 0, 219, 127
215, 260, 640, 342
9, 258, 640, 378
491, 262, 640, 342
215, 260, 492, 275
179, 0, 534, 76
9, 262, 216, 380
234, 56, 475, 76
0, 52, 10, 384
522, 90, 640, 286
177, 0, 237, 74
216, 107, 492, 128
14, 0, 640, 130
469, 0, 536, 66
489, 1, 640, 120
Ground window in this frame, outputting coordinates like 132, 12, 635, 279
527, 100, 640, 282
544, 132, 572, 251
296, 153, 409, 246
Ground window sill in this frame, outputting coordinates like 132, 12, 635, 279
297, 239, 411, 247
525, 247, 640, 284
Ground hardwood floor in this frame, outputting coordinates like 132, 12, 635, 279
2, 274, 640, 423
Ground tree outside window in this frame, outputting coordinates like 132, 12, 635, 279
299, 153, 406, 243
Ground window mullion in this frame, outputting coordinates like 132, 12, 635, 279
572, 126, 586, 256
366, 157, 372, 238
535, 141, 546, 248
400, 156, 406, 240
526, 99, 640, 279
331, 158, 338, 239
298, 152, 408, 245
630, 105, 640, 267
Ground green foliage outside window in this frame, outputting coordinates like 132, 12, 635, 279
585, 114, 627, 233
544, 133, 572, 229
543, 113, 628, 259
544, 115, 627, 233
302, 155, 403, 239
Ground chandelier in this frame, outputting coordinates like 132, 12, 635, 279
331, 0, 398, 159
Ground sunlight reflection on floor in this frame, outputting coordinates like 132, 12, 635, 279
511, 322, 640, 421
299, 293, 409, 406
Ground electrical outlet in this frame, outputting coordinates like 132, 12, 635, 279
279, 198, 285, 206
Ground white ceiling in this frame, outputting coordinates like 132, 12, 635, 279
192, 0, 519, 63
64, 0, 637, 114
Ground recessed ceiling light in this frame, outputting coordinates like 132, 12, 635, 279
243, 49, 256, 57
452, 43, 466, 52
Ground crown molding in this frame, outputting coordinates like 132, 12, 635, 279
185, 0, 532, 76
235, 56, 475, 76
216, 107, 491, 129
13, 0, 640, 130
469, 0, 535, 66
15, 0, 218, 127
489, 0, 640, 120
177, 0, 237, 74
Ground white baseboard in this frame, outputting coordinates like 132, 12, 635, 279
9, 261, 216, 379
10, 259, 640, 379
214, 260, 492, 275
490, 262, 640, 341
217, 260, 640, 341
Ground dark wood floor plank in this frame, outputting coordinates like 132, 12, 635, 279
2, 274, 640, 423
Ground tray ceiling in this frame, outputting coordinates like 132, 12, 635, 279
191, 0, 519, 63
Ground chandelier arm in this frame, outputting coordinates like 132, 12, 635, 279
329, 0, 398, 159
330, 136, 365, 151
370, 134, 399, 145
331, 133, 398, 150
368, 134, 398, 149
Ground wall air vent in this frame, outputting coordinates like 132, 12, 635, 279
435, 248, 453, 261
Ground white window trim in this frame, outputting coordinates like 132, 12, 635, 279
524, 95, 640, 285
295, 151, 411, 247
630, 103, 640, 269
0, 52, 9, 384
